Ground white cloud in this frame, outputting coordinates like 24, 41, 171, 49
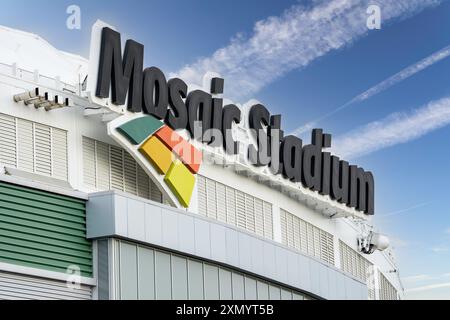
406, 282, 450, 293
292, 44, 450, 136
402, 274, 433, 283
332, 96, 450, 159
172, 0, 440, 102
431, 246, 449, 253
377, 202, 428, 218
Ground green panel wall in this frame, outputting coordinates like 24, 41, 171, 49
0, 182, 92, 276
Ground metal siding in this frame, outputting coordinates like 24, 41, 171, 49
155, 251, 172, 299
268, 285, 281, 300
119, 242, 137, 299
281, 288, 293, 300
171, 255, 188, 300
256, 281, 269, 300
97, 239, 109, 300
244, 276, 257, 300
137, 246, 155, 300
0, 182, 92, 276
0, 271, 92, 300
188, 259, 204, 299
231, 273, 245, 300
204, 264, 220, 300
109, 240, 315, 300
218, 268, 232, 299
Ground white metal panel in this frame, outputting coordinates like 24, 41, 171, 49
0, 271, 92, 300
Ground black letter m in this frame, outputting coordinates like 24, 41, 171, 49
96, 27, 143, 112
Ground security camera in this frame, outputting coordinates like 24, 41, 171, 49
370, 233, 390, 251
359, 231, 390, 254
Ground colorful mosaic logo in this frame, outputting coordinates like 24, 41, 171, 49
117, 116, 202, 207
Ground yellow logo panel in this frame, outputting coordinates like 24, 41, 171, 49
164, 160, 195, 208
139, 136, 173, 174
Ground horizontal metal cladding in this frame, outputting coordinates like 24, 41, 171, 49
0, 182, 92, 276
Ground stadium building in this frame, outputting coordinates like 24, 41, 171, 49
0, 21, 403, 300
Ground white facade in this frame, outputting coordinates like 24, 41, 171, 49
0, 24, 403, 300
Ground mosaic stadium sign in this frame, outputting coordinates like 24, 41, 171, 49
89, 25, 374, 215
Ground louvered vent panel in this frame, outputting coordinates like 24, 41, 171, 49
137, 165, 150, 199
150, 179, 162, 203
123, 152, 137, 195
110, 146, 124, 192
226, 187, 236, 226
280, 209, 335, 265
254, 198, 264, 237
0, 114, 16, 168
197, 176, 207, 216
16, 119, 33, 172
235, 190, 246, 229
0, 114, 68, 181
339, 240, 381, 300
96, 141, 110, 190
34, 124, 52, 176
82, 137, 163, 203
216, 183, 227, 223
196, 175, 273, 240
51, 128, 68, 180
82, 137, 96, 188
263, 202, 273, 239
206, 178, 217, 219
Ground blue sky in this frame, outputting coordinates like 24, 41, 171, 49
1, 0, 450, 299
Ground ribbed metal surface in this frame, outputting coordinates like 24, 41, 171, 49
0, 271, 92, 300
197, 175, 274, 240
0, 113, 68, 180
0, 182, 92, 276
111, 239, 310, 300
82, 136, 163, 202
